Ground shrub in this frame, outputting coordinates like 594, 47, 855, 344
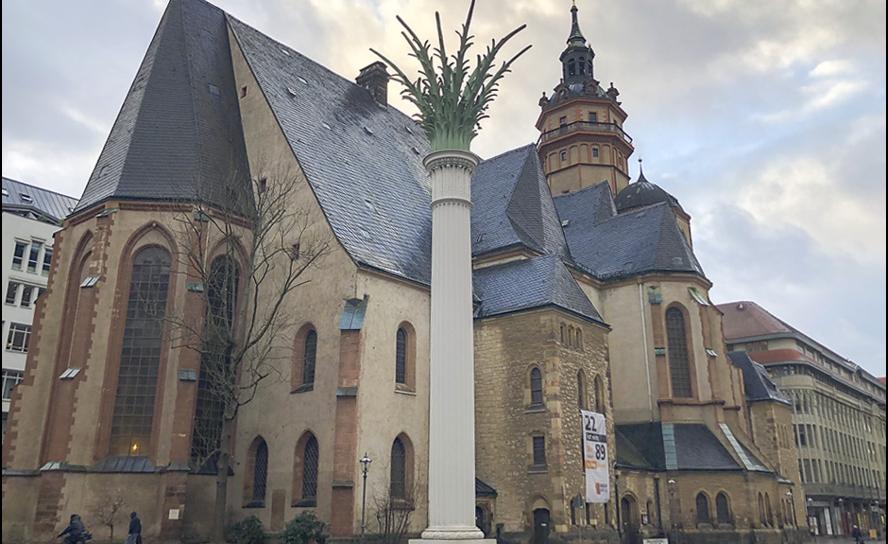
225, 516, 266, 544
281, 512, 329, 544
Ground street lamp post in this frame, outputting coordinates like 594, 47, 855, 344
360, 453, 372, 541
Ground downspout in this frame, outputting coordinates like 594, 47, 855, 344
639, 282, 654, 420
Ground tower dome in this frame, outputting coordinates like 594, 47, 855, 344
614, 163, 683, 214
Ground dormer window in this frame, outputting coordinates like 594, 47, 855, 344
20, 193, 33, 203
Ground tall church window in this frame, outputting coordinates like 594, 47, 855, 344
391, 437, 407, 500
302, 435, 319, 503
246, 436, 268, 506
110, 246, 171, 456
665, 307, 693, 398
568, 60, 576, 76
577, 370, 589, 410
191, 256, 239, 465
578, 57, 586, 74
530, 367, 544, 406
395, 327, 407, 384
303, 330, 317, 385
594, 375, 605, 413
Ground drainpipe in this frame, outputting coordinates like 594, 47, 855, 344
638, 283, 654, 420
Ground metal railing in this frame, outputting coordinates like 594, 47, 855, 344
538, 120, 633, 146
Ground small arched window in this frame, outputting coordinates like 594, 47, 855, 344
758, 493, 766, 526
395, 327, 407, 384
530, 367, 544, 406
303, 329, 317, 385
593, 375, 605, 413
391, 437, 407, 500
696, 492, 711, 524
577, 370, 589, 410
716, 492, 731, 524
246, 436, 268, 506
576, 329, 583, 348
302, 435, 319, 502
568, 60, 576, 76
665, 307, 693, 398
560, 323, 566, 344
765, 493, 773, 526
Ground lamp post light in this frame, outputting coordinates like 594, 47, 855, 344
360, 453, 372, 541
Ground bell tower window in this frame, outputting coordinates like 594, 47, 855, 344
568, 60, 576, 77
578, 58, 585, 74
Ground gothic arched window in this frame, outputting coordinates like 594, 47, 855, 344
303, 329, 317, 385
594, 375, 605, 413
302, 435, 319, 502
391, 437, 407, 500
246, 436, 268, 506
395, 327, 407, 384
666, 307, 693, 398
110, 246, 171, 456
696, 492, 711, 524
530, 367, 544, 406
577, 370, 589, 410
716, 492, 731, 524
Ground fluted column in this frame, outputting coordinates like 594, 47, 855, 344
419, 150, 487, 542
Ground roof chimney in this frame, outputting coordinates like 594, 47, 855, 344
356, 61, 389, 105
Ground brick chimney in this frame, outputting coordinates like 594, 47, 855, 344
356, 61, 389, 105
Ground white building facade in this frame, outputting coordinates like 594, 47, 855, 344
1, 177, 78, 438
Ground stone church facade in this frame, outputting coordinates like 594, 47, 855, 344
3, 1, 808, 543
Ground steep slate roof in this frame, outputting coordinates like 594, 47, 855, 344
728, 351, 791, 405
2, 177, 78, 224
616, 422, 751, 472
228, 15, 434, 284
556, 195, 704, 281
472, 145, 568, 258
75, 0, 251, 213
473, 255, 603, 323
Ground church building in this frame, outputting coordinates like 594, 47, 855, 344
3, 1, 808, 543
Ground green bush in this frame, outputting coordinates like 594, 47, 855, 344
225, 515, 267, 544
281, 512, 329, 544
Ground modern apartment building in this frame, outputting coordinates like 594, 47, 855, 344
720, 301, 887, 538
1, 177, 78, 437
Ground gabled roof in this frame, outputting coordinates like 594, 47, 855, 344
472, 145, 568, 258
473, 254, 604, 324
556, 195, 704, 281
717, 301, 792, 340
74, 0, 251, 213
728, 351, 792, 405
2, 177, 78, 224
228, 14, 433, 284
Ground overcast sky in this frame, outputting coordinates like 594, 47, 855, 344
2, 0, 885, 376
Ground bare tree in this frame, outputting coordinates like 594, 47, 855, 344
91, 488, 126, 542
163, 168, 332, 542
372, 485, 417, 544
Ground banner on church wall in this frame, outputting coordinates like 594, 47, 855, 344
581, 410, 609, 503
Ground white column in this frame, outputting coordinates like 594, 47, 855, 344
414, 150, 490, 544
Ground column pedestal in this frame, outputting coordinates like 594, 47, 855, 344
412, 150, 491, 544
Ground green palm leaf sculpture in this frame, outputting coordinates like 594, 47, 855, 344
371, 0, 531, 152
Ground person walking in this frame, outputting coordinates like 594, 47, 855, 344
126, 512, 142, 544
851, 524, 864, 544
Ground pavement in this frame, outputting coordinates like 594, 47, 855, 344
812, 537, 886, 544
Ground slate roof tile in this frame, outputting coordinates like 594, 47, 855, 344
2, 177, 78, 224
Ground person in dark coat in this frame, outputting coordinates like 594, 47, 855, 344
127, 512, 142, 544
852, 525, 864, 544
58, 515, 86, 544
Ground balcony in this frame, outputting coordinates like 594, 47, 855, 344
538, 120, 633, 147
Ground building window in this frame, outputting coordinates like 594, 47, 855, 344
192, 255, 240, 464
665, 307, 693, 398
530, 367, 544, 406
27, 242, 42, 273
6, 323, 31, 352
302, 434, 319, 503
589, 112, 598, 123
593, 375, 605, 413
20, 285, 34, 308
12, 241, 27, 270
109, 246, 171, 456
696, 492, 711, 525
2, 369, 24, 400
577, 370, 589, 410
716, 493, 731, 524
303, 329, 317, 385
391, 437, 407, 500
559, 116, 568, 127
5, 281, 19, 305
395, 327, 407, 384
532, 435, 547, 466
246, 436, 269, 506
42, 248, 53, 275
560, 150, 568, 162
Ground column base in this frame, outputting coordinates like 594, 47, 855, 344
411, 526, 491, 543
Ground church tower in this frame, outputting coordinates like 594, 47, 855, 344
536, 2, 633, 196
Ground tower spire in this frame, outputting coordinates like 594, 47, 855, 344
637, 158, 648, 183
567, 1, 586, 46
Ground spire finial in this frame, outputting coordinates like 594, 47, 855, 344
567, 0, 585, 46
637, 158, 648, 183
